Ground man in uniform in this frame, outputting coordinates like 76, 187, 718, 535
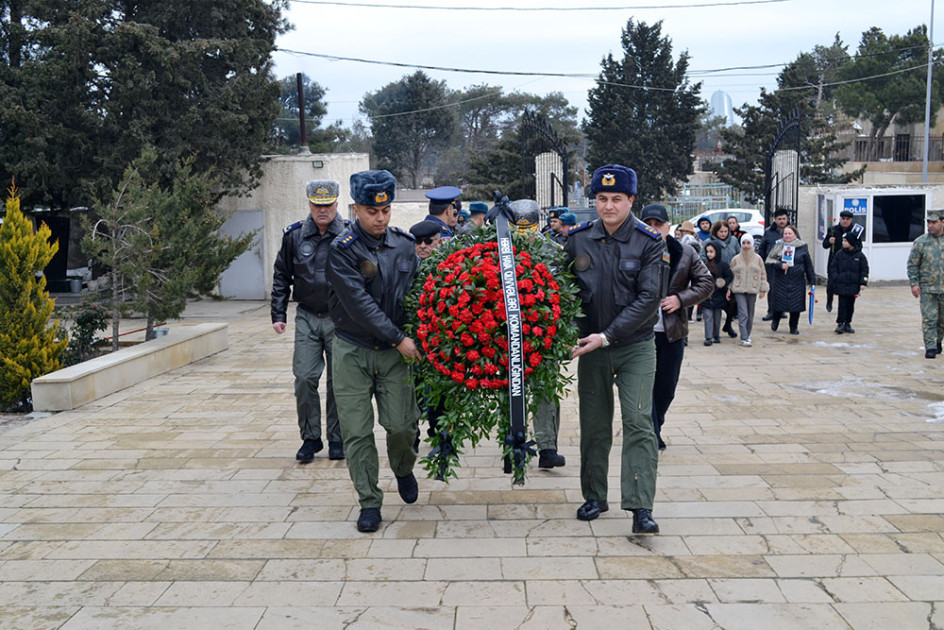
823, 209, 864, 313
907, 209, 944, 359
272, 179, 346, 463
565, 164, 668, 534
457, 201, 488, 235
559, 212, 577, 240
410, 220, 442, 261
424, 185, 462, 239
327, 170, 422, 533
757, 208, 789, 321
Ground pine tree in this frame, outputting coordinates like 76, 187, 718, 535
584, 19, 703, 206
0, 180, 67, 411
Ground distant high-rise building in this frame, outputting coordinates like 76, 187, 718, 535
710, 90, 735, 127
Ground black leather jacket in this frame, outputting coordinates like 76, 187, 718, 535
271, 214, 346, 323
326, 221, 418, 350
564, 214, 669, 347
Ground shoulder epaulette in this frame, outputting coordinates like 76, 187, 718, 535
337, 232, 358, 249
636, 222, 662, 240
283, 220, 303, 234
391, 226, 415, 241
568, 221, 592, 235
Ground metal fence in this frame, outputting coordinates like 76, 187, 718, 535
849, 134, 944, 163
664, 183, 745, 223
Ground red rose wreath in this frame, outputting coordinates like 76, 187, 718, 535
407, 226, 580, 484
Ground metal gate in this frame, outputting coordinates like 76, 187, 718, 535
520, 110, 569, 208
763, 111, 801, 226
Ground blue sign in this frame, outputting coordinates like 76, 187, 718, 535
843, 198, 868, 216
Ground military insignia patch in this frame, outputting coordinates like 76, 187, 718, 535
662, 251, 671, 264
602, 173, 616, 187
316, 186, 329, 195
374, 191, 389, 204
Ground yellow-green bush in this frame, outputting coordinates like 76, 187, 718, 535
0, 180, 67, 411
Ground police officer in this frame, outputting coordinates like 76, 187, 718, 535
327, 170, 422, 533
272, 179, 346, 463
907, 209, 944, 359
565, 164, 668, 534
823, 209, 864, 313
424, 186, 462, 238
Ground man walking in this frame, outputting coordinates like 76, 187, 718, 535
565, 164, 668, 534
327, 170, 422, 533
640, 203, 712, 451
823, 209, 864, 313
907, 210, 944, 359
757, 208, 788, 321
272, 180, 346, 463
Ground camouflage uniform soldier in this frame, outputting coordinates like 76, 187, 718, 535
907, 209, 944, 359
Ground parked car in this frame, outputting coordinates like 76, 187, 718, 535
687, 209, 766, 238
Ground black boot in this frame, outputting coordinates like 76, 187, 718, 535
835, 324, 844, 334
843, 323, 855, 334
771, 316, 780, 331
356, 508, 382, 533
632, 509, 660, 534
538, 449, 566, 469
295, 438, 323, 463
328, 441, 345, 460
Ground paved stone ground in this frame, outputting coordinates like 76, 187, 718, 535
1, 286, 942, 629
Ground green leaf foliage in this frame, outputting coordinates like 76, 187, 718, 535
405, 226, 581, 484
715, 36, 865, 203
0, 0, 289, 210
0, 180, 67, 411
360, 71, 456, 188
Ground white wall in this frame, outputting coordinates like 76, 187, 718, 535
219, 153, 441, 299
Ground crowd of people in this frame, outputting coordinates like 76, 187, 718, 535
670, 208, 870, 345
269, 166, 896, 536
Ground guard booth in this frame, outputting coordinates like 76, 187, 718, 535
815, 189, 927, 281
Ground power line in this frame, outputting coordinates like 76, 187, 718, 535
288, 0, 788, 11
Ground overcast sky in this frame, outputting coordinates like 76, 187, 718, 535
272, 0, 940, 127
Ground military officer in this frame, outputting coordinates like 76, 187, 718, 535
907, 209, 944, 359
272, 179, 346, 463
409, 220, 442, 261
565, 164, 668, 534
424, 186, 462, 238
559, 212, 577, 241
457, 201, 488, 235
327, 170, 422, 533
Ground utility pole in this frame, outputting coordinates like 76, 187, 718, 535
923, 0, 935, 183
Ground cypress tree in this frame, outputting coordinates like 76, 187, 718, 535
0, 180, 67, 411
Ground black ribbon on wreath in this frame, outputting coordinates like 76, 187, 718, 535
491, 193, 533, 485
427, 430, 456, 482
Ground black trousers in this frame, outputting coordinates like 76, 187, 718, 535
773, 311, 801, 330
652, 331, 685, 445
836, 295, 856, 324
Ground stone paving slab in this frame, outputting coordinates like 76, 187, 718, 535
1, 287, 943, 629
